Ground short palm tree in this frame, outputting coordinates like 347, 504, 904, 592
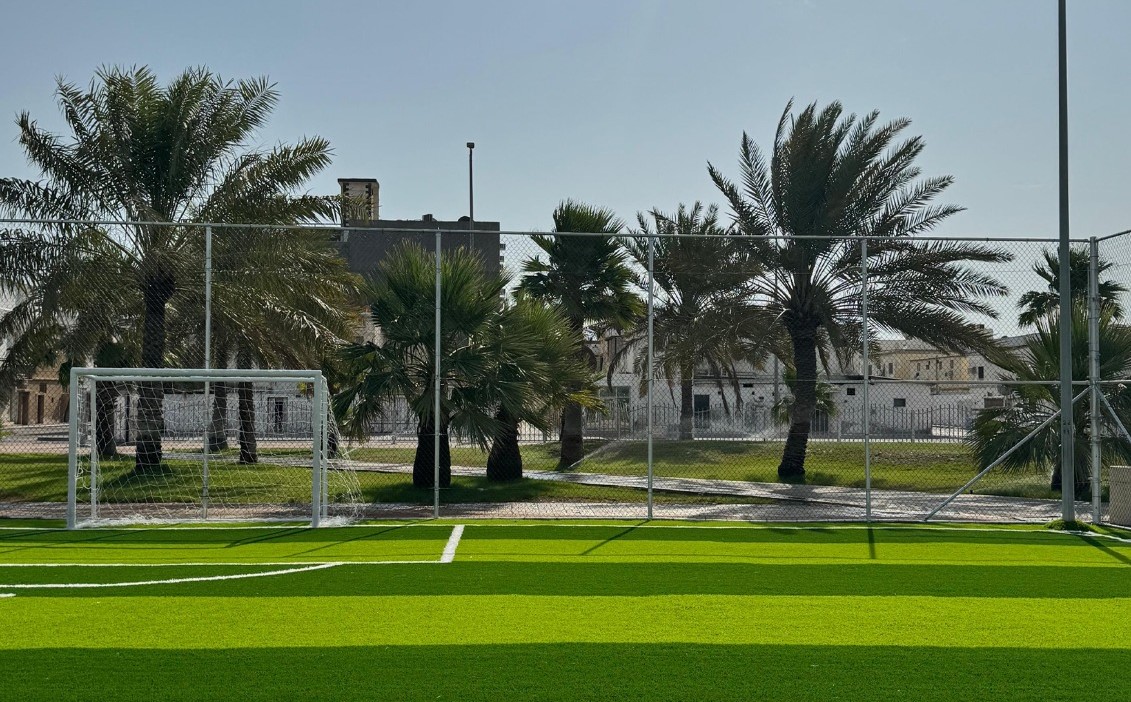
709, 100, 1011, 481
520, 201, 642, 467
1017, 247, 1127, 327
969, 305, 1131, 494
615, 202, 774, 439
0, 66, 340, 471
485, 295, 599, 481
334, 243, 526, 488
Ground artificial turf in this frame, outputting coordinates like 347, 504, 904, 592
1, 522, 1129, 701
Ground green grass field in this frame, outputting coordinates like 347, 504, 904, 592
1, 520, 1129, 701
0, 438, 1066, 514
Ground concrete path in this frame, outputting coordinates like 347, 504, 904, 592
346, 460, 1099, 522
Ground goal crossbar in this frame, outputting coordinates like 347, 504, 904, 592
66, 368, 332, 529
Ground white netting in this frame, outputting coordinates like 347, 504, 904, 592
69, 371, 361, 527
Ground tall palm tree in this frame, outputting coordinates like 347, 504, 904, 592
709, 100, 1011, 481
484, 295, 599, 481
334, 243, 527, 488
520, 201, 642, 467
1017, 247, 1127, 327
1, 227, 139, 458
616, 203, 773, 440
167, 226, 365, 463
969, 305, 1131, 494
0, 66, 339, 471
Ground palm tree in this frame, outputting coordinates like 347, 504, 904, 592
969, 305, 1131, 494
484, 295, 599, 481
709, 100, 1011, 481
334, 243, 527, 488
0, 66, 339, 471
1017, 247, 1127, 327
1, 227, 140, 459
520, 201, 642, 467
168, 227, 365, 463
616, 203, 773, 440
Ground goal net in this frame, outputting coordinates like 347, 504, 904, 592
66, 368, 362, 528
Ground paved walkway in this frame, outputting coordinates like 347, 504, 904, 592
346, 460, 1100, 522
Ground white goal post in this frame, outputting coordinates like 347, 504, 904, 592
66, 368, 359, 529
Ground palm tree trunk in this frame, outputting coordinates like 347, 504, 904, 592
95, 383, 119, 459
413, 415, 451, 488
559, 403, 585, 468
559, 322, 591, 468
778, 322, 818, 481
207, 382, 229, 452
679, 363, 695, 441
487, 407, 523, 481
135, 269, 175, 472
238, 382, 258, 464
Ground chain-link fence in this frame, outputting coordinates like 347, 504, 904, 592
2, 219, 1129, 523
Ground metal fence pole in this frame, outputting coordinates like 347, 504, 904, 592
434, 229, 442, 519
646, 232, 655, 520
65, 366, 79, 529
1088, 237, 1102, 522
861, 236, 871, 521
1057, 0, 1076, 522
311, 373, 324, 528
202, 225, 212, 520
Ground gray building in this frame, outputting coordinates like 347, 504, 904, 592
336, 178, 503, 278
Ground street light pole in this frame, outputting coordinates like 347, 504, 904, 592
467, 142, 475, 248
1057, 0, 1075, 522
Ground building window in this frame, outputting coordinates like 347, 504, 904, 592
916, 363, 921, 372
977, 366, 985, 380
949, 359, 955, 369
893, 398, 907, 408
846, 387, 856, 396
887, 363, 894, 375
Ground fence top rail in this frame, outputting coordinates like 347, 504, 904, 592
0, 217, 1099, 244
71, 368, 324, 382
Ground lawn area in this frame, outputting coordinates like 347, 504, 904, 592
351, 439, 1060, 499
0, 452, 764, 507
0, 521, 1129, 701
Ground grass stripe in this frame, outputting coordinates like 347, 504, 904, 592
8, 561, 1129, 598
3, 594, 1130, 649
7, 644, 1130, 702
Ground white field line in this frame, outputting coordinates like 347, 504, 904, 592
0, 562, 343, 589
0, 527, 468, 587
0, 559, 441, 568
440, 525, 464, 563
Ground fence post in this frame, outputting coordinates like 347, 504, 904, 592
1088, 237, 1102, 522
434, 228, 442, 519
202, 224, 212, 520
861, 236, 871, 521
646, 231, 655, 520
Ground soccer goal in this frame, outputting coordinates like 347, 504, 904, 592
66, 368, 361, 529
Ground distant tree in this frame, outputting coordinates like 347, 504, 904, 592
969, 305, 1131, 494
710, 100, 1010, 481
614, 202, 773, 439
1017, 247, 1127, 328
520, 201, 642, 467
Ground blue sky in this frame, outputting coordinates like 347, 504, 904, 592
0, 0, 1128, 239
